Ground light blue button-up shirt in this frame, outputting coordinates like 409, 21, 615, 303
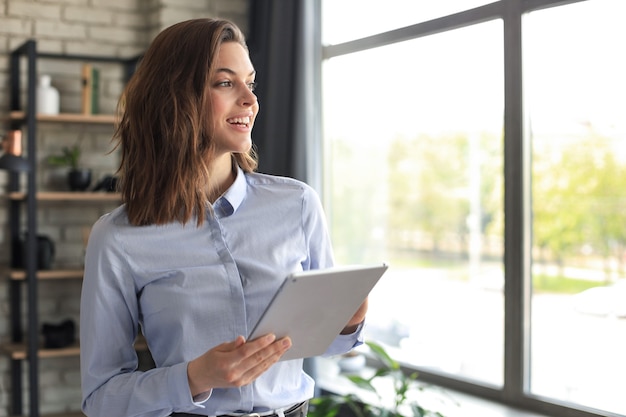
80, 167, 363, 417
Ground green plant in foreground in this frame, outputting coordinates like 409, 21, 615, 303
309, 341, 448, 417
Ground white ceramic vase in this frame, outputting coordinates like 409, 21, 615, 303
36, 74, 60, 115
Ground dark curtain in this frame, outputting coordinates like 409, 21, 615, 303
247, 0, 322, 189
247, 0, 323, 390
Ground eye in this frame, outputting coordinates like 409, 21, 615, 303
215, 80, 233, 88
248, 82, 257, 92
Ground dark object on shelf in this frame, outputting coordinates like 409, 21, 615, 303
92, 174, 119, 192
42, 319, 75, 349
0, 130, 30, 172
68, 168, 92, 191
17, 234, 55, 270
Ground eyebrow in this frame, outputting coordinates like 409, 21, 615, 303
215, 68, 256, 77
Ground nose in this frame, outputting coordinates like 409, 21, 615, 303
239, 86, 257, 107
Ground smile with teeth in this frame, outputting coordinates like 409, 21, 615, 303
227, 116, 251, 127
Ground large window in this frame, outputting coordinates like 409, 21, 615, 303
525, 1, 626, 414
323, 19, 505, 386
321, 1, 626, 417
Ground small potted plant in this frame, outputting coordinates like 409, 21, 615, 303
309, 342, 452, 417
47, 143, 92, 191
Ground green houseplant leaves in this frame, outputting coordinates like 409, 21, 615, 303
309, 341, 448, 417
47, 144, 81, 170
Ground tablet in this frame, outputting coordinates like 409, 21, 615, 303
248, 263, 388, 361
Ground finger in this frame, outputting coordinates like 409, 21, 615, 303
235, 337, 292, 385
236, 333, 276, 359
214, 335, 247, 353
246, 332, 276, 344
240, 336, 292, 370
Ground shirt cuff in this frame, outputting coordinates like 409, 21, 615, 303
192, 390, 213, 405
347, 320, 364, 335
182, 361, 213, 406
324, 320, 365, 357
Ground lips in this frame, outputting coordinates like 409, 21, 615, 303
227, 116, 251, 127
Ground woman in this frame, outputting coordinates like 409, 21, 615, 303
80, 18, 367, 417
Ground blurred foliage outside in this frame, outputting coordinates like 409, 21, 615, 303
328, 125, 626, 291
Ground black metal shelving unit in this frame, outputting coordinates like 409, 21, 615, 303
5, 39, 139, 417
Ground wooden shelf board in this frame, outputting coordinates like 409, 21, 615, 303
43, 412, 85, 417
9, 111, 116, 124
10, 412, 85, 417
5, 191, 121, 202
1, 338, 148, 360
2, 342, 80, 360
7, 268, 84, 281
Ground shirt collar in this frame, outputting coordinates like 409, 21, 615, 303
213, 165, 246, 218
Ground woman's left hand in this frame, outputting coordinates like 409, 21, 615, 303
340, 297, 368, 334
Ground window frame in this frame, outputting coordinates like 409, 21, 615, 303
319, 1, 617, 417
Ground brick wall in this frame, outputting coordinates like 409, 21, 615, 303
0, 0, 249, 414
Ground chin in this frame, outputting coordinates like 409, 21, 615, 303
238, 138, 253, 153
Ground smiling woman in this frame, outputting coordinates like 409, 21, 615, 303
80, 17, 368, 417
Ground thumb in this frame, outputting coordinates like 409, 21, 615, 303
233, 335, 246, 347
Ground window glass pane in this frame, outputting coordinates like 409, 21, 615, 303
525, 1, 626, 414
323, 20, 504, 385
322, 0, 494, 45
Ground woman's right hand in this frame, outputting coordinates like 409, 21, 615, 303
187, 334, 292, 397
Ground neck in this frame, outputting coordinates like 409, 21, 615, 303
208, 154, 236, 203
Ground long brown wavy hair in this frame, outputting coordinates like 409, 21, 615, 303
113, 18, 258, 226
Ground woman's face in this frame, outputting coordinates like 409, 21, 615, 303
209, 42, 259, 156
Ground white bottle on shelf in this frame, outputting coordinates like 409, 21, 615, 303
36, 74, 60, 115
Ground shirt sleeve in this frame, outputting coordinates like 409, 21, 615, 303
80, 215, 199, 417
300, 184, 334, 271
299, 185, 365, 357
324, 321, 365, 357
